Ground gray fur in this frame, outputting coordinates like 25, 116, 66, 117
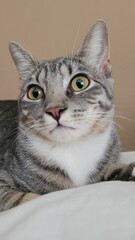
0, 20, 121, 211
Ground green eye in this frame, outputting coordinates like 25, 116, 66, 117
28, 85, 44, 100
70, 75, 90, 92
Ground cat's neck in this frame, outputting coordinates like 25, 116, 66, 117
25, 123, 113, 187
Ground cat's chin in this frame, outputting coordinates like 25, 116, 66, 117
48, 125, 83, 143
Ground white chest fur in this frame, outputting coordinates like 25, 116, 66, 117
29, 125, 112, 187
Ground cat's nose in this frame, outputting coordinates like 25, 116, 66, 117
46, 105, 67, 121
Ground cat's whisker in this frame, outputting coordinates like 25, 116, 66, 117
71, 23, 81, 55
113, 121, 124, 130
115, 104, 129, 109
20, 119, 53, 129
115, 114, 133, 122
1, 127, 19, 144
10, 134, 22, 147
4, 116, 19, 121
20, 122, 53, 136
64, 117, 107, 129
64, 41, 69, 59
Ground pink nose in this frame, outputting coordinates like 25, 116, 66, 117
46, 106, 67, 121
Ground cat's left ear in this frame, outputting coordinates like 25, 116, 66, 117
9, 42, 38, 82
78, 20, 111, 74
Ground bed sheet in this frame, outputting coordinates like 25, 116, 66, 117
0, 151, 135, 240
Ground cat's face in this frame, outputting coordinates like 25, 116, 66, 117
9, 20, 114, 143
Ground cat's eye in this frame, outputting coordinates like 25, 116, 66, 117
70, 75, 90, 92
27, 85, 44, 100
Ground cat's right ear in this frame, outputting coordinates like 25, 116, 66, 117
78, 20, 111, 75
9, 42, 38, 82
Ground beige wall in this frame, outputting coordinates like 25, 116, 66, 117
0, 0, 135, 151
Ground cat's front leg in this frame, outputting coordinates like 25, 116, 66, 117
101, 162, 135, 181
0, 185, 39, 211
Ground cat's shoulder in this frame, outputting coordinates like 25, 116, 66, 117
0, 100, 19, 143
0, 100, 18, 120
0, 100, 18, 113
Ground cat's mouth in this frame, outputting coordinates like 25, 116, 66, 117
50, 123, 75, 133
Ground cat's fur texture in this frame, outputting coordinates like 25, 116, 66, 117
0, 20, 134, 211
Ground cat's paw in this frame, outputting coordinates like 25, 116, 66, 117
102, 163, 135, 181
21, 193, 40, 204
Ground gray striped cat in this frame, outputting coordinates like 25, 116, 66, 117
0, 20, 134, 211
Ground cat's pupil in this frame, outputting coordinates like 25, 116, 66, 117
76, 79, 84, 89
32, 88, 40, 98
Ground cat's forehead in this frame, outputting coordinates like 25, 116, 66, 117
37, 57, 89, 83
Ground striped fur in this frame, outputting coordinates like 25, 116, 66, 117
0, 20, 121, 211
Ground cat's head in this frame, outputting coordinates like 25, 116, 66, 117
9, 20, 114, 143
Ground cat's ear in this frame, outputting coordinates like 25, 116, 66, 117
9, 42, 38, 81
78, 20, 111, 74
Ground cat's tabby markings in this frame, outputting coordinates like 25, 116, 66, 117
0, 20, 135, 211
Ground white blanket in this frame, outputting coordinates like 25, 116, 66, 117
0, 152, 135, 240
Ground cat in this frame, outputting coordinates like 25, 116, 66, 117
0, 20, 134, 212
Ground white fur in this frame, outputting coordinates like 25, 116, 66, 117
29, 124, 112, 187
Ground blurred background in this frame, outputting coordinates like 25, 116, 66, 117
0, 0, 135, 151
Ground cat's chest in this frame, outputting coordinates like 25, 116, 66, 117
29, 126, 111, 187
49, 140, 102, 186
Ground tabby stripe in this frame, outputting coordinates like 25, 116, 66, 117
27, 155, 71, 190
36, 72, 40, 83
98, 101, 112, 111
30, 168, 66, 192
0, 185, 39, 211
97, 137, 119, 177
94, 80, 112, 100
30, 161, 68, 188
90, 85, 101, 95
0, 189, 18, 210
68, 64, 72, 75
50, 62, 57, 72
58, 61, 63, 73
12, 193, 26, 207
0, 179, 10, 185
29, 153, 67, 177
19, 193, 39, 204
37, 66, 48, 82
86, 99, 97, 104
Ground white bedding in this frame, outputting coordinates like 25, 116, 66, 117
0, 151, 135, 240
